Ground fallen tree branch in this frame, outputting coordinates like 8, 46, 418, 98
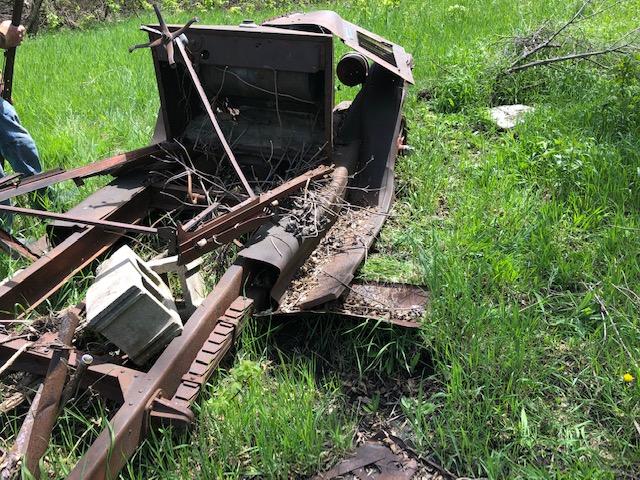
510, 0, 593, 69
507, 44, 637, 73
504, 0, 639, 74
0, 374, 39, 413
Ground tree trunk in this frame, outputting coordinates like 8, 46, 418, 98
25, 0, 43, 34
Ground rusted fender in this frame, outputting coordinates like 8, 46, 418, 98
263, 10, 415, 84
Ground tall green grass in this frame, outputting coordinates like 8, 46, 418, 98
1, 0, 639, 478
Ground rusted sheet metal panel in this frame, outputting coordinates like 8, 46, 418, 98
276, 282, 427, 328
321, 282, 427, 328
0, 9, 417, 478
51, 174, 151, 229
0, 144, 166, 203
292, 209, 383, 310
243, 66, 408, 311
263, 10, 415, 84
0, 176, 150, 318
149, 23, 334, 160
339, 65, 407, 211
236, 141, 359, 304
68, 265, 245, 480
283, 66, 408, 309
312, 441, 418, 479
173, 36, 255, 198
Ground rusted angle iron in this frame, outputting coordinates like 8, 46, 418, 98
0, 143, 168, 203
0, 173, 24, 188
0, 228, 40, 261
0, 181, 152, 318
177, 164, 333, 264
150, 296, 253, 429
0, 293, 253, 478
0, 204, 162, 237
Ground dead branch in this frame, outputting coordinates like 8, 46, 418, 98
505, 0, 639, 74
512, 0, 593, 66
0, 374, 39, 414
0, 341, 33, 377
507, 43, 637, 73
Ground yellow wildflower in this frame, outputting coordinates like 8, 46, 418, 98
623, 373, 634, 383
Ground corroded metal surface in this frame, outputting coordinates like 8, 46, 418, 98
0, 177, 151, 318
325, 282, 427, 328
0, 144, 168, 203
0, 333, 139, 403
0, 204, 160, 236
0, 228, 40, 261
312, 442, 418, 479
1, 307, 80, 478
0, 6, 417, 479
20, 308, 80, 477
264, 10, 415, 84
163, 296, 253, 426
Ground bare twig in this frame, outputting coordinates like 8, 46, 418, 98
507, 44, 637, 73
0, 342, 33, 377
505, 0, 639, 74
511, 0, 593, 69
580, 0, 631, 21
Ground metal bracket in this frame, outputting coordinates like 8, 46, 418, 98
147, 393, 195, 431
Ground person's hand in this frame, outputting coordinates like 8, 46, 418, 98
0, 21, 26, 49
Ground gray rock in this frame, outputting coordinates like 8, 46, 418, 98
489, 104, 534, 129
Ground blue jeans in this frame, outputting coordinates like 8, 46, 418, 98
0, 98, 41, 177
0, 98, 42, 229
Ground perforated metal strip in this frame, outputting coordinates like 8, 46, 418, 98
172, 296, 253, 405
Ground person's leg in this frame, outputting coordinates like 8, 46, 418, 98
0, 99, 44, 229
0, 98, 42, 177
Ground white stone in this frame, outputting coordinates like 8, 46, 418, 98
86, 246, 182, 365
489, 104, 534, 129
